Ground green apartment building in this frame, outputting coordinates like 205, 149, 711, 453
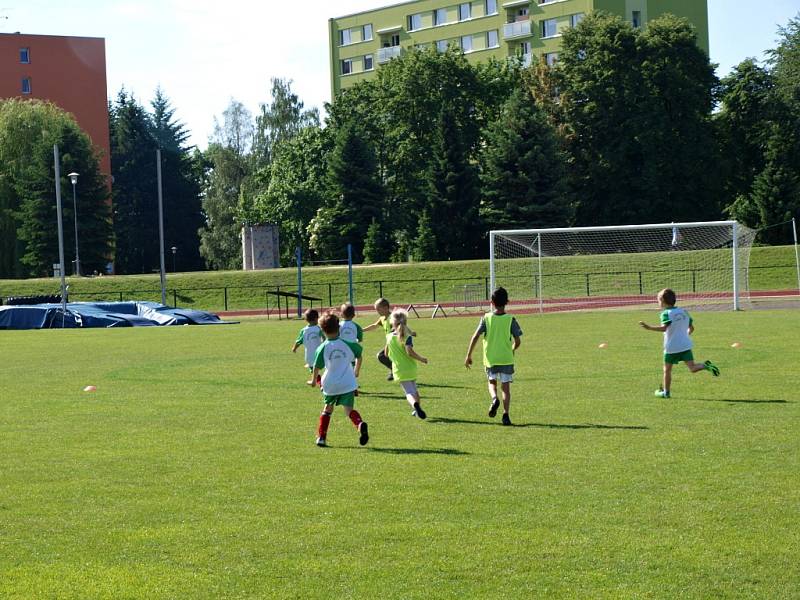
329, 0, 709, 96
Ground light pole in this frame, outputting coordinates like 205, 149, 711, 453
67, 172, 80, 276
171, 246, 177, 272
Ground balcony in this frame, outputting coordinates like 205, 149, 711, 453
503, 20, 532, 39
377, 46, 402, 63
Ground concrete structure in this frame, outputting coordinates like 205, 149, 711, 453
242, 225, 281, 270
329, 0, 709, 96
0, 33, 111, 183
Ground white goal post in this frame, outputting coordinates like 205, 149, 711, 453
489, 221, 757, 313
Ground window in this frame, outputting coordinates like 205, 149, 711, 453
408, 13, 423, 31
340, 29, 352, 46
541, 18, 557, 38
363, 24, 373, 41
545, 52, 559, 66
571, 13, 585, 27
459, 3, 471, 21
341, 59, 353, 75
487, 30, 499, 48
461, 35, 473, 52
20, 47, 30, 63
486, 0, 497, 15
436, 39, 449, 52
632, 11, 641, 28
434, 8, 448, 26
517, 7, 529, 18
520, 41, 531, 54
538, 0, 555, 4
390, 33, 400, 47
364, 54, 374, 71
21, 77, 31, 94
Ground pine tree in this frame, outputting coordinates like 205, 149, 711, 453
363, 218, 391, 264
411, 211, 437, 262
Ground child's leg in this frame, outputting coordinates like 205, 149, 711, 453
343, 404, 369, 445
487, 378, 498, 401
685, 360, 707, 373
317, 405, 334, 441
500, 381, 511, 414
662, 363, 673, 392
401, 381, 426, 419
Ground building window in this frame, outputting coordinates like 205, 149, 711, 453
632, 11, 641, 28
538, 0, 555, 4
541, 18, 557, 38
21, 77, 31, 94
459, 3, 471, 22
340, 29, 352, 46
364, 54, 374, 71
436, 39, 449, 52
520, 41, 532, 54
363, 24, 373, 41
461, 35, 473, 52
434, 8, 448, 26
486, 0, 497, 15
487, 30, 499, 48
517, 7, 529, 19
390, 33, 400, 47
545, 52, 559, 66
409, 13, 423, 31
571, 13, 585, 27
341, 59, 353, 75
20, 47, 30, 64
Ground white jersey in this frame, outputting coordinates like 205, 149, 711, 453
313, 338, 362, 396
296, 325, 323, 366
660, 307, 693, 354
339, 319, 363, 344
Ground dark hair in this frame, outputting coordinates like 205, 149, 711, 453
658, 288, 677, 306
340, 302, 356, 319
304, 308, 319, 323
319, 312, 340, 335
491, 287, 509, 307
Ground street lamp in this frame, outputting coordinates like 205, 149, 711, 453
67, 172, 80, 276
171, 246, 177, 272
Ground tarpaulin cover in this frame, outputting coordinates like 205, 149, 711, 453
0, 302, 233, 330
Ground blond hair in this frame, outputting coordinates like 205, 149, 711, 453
374, 297, 390, 310
389, 308, 415, 340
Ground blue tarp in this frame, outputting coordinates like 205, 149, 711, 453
0, 301, 234, 330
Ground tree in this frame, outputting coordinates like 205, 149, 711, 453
480, 87, 571, 231
363, 217, 392, 264
411, 211, 437, 262
0, 98, 112, 277
198, 99, 253, 270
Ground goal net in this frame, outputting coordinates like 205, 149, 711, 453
489, 221, 757, 313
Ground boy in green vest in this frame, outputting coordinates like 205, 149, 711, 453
363, 297, 396, 381
464, 287, 522, 426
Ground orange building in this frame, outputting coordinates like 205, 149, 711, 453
0, 33, 111, 183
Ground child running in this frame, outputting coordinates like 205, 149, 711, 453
464, 287, 522, 426
385, 308, 429, 419
310, 312, 369, 448
639, 288, 720, 398
339, 302, 364, 394
363, 297, 395, 381
291, 308, 323, 386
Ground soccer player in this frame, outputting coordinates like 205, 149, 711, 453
339, 302, 364, 394
385, 308, 429, 419
464, 287, 522, 426
310, 312, 368, 448
639, 288, 720, 398
291, 308, 323, 386
363, 297, 395, 381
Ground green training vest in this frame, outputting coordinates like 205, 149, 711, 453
386, 332, 417, 382
482, 313, 514, 368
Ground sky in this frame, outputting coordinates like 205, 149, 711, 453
3, 0, 799, 150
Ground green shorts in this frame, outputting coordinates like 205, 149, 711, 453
323, 392, 355, 407
664, 350, 694, 365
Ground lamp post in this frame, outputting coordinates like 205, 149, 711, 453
171, 246, 177, 272
67, 172, 80, 276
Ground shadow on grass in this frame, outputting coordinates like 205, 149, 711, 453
417, 383, 470, 390
694, 398, 791, 404
428, 416, 648, 430
360, 392, 442, 400
367, 447, 470, 456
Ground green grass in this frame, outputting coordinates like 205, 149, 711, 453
1, 309, 799, 598
1, 245, 797, 312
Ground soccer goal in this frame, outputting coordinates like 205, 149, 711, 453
489, 221, 757, 313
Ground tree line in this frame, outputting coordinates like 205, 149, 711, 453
1, 12, 798, 278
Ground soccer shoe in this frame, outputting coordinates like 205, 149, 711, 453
354, 388, 359, 397
501, 413, 512, 426
386, 373, 394, 381
488, 397, 500, 418
654, 389, 671, 399
704, 360, 720, 377
315, 437, 327, 447
412, 404, 427, 420
359, 422, 369, 446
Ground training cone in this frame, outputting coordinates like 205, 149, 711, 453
598, 342, 608, 349
83, 385, 97, 392
731, 342, 742, 349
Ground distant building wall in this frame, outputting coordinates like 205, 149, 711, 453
242, 225, 281, 270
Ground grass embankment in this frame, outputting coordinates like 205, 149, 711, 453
0, 245, 796, 312
1, 310, 798, 597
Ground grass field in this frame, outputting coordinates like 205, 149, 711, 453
2, 308, 799, 598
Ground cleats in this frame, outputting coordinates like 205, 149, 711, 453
704, 360, 720, 377
654, 389, 671, 398
501, 413, 512, 426
315, 437, 327, 447
386, 373, 394, 381
359, 422, 369, 446
412, 403, 427, 420
488, 397, 500, 418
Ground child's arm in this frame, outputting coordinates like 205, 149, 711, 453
309, 366, 320, 386
689, 323, 695, 335
639, 321, 667, 332
354, 356, 362, 378
362, 319, 382, 332
513, 335, 521, 351
405, 343, 428, 364
291, 342, 300, 353
464, 331, 481, 368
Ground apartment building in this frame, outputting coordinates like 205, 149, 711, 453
0, 33, 111, 183
329, 0, 709, 96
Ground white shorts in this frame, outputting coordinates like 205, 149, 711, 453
400, 380, 418, 396
486, 370, 513, 384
